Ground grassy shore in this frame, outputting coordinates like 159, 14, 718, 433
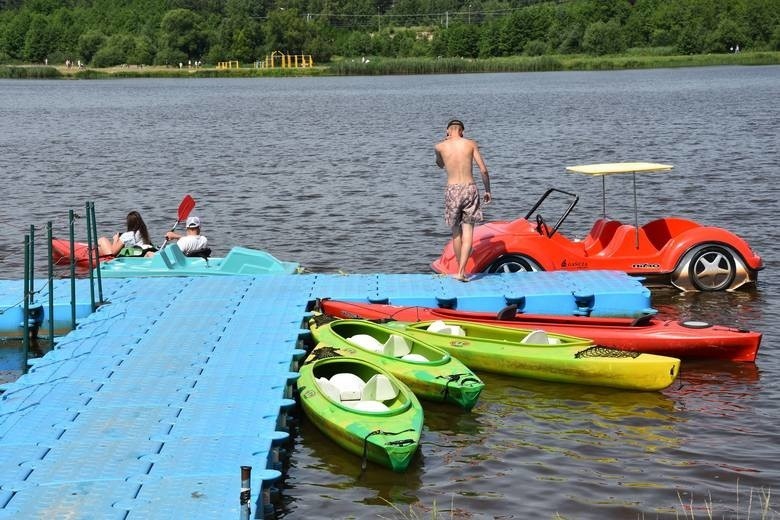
1, 51, 778, 79
330, 50, 780, 75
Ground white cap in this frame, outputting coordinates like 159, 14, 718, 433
185, 216, 201, 228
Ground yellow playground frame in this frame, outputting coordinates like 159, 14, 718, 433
263, 51, 314, 68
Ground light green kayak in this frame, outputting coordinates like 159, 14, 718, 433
308, 317, 485, 410
298, 356, 423, 472
96, 245, 299, 277
387, 319, 680, 391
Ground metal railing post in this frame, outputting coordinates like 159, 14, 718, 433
85, 202, 96, 312
47, 221, 54, 341
28, 225, 35, 302
22, 235, 30, 373
69, 209, 76, 329
89, 202, 104, 304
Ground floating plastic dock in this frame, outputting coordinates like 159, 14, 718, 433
0, 270, 651, 517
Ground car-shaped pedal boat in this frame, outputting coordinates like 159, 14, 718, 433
431, 163, 763, 291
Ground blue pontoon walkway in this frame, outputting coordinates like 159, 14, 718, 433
0, 271, 652, 518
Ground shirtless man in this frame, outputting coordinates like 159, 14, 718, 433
434, 119, 492, 281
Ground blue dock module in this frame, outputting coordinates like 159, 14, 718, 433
0, 278, 131, 339
308, 270, 654, 317
0, 275, 311, 519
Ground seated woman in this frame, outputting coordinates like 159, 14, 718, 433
97, 211, 156, 257
165, 216, 209, 256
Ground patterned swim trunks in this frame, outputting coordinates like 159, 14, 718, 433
444, 183, 483, 227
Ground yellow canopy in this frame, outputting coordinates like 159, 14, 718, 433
566, 162, 674, 175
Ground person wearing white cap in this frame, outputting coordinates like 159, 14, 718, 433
165, 215, 209, 256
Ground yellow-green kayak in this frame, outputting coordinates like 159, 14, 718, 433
387, 319, 680, 391
309, 318, 485, 410
298, 356, 423, 472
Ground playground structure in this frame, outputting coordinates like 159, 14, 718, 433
217, 60, 239, 69
261, 51, 314, 69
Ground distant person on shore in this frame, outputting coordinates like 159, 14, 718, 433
165, 216, 209, 256
434, 118, 492, 282
97, 211, 156, 257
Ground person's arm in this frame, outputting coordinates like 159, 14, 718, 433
112, 230, 137, 255
473, 143, 491, 203
110, 234, 124, 255
435, 143, 445, 169
165, 231, 181, 241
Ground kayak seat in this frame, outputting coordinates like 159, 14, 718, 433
328, 373, 365, 401
427, 320, 448, 333
401, 353, 429, 363
316, 377, 341, 402
426, 320, 466, 336
444, 325, 465, 336
521, 329, 551, 345
342, 400, 390, 412
348, 334, 384, 353
383, 334, 412, 357
363, 374, 398, 401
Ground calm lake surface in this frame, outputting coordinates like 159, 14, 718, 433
1, 66, 778, 518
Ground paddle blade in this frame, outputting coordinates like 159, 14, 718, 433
178, 195, 196, 222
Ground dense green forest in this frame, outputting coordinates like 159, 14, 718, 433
0, 0, 778, 67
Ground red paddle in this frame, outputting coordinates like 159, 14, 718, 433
160, 195, 196, 250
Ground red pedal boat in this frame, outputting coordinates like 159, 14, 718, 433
317, 299, 761, 362
51, 238, 114, 265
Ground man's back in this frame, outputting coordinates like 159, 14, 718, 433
435, 136, 478, 185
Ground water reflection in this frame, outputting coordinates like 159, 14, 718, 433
671, 361, 762, 417
0, 337, 52, 384
279, 413, 425, 518
652, 286, 767, 328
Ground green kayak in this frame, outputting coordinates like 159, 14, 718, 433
96, 245, 299, 278
386, 319, 680, 391
297, 356, 423, 472
308, 318, 485, 410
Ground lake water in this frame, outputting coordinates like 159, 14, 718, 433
0, 66, 778, 518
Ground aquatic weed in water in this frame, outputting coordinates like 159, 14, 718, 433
675, 484, 774, 519
378, 495, 459, 519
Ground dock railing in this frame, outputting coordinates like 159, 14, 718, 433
17, 201, 106, 372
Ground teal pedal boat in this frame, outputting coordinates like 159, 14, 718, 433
96, 245, 299, 278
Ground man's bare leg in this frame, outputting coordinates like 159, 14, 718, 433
451, 224, 463, 272
456, 223, 474, 281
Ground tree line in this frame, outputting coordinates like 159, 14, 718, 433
1, 0, 778, 67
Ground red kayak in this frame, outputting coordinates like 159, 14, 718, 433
51, 238, 114, 265
317, 299, 762, 362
